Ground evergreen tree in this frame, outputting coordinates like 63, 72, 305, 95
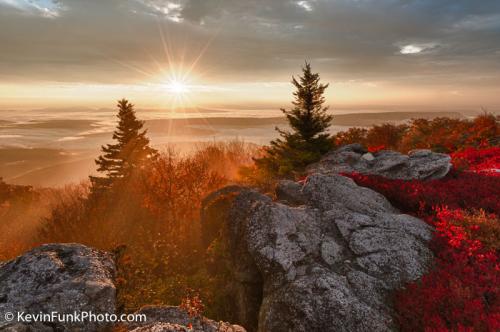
255, 62, 333, 178
90, 99, 157, 192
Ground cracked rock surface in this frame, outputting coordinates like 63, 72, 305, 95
307, 143, 451, 180
0, 243, 116, 331
202, 173, 434, 332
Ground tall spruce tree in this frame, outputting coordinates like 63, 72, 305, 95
256, 62, 333, 177
90, 99, 157, 192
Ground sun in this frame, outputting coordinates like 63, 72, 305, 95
160, 73, 196, 109
165, 79, 190, 95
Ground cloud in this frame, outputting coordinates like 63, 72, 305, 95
135, 0, 184, 22
0, 0, 499, 93
57, 136, 84, 141
400, 45, 424, 54
453, 13, 500, 31
297, 1, 313, 12
0, 0, 64, 18
399, 42, 438, 55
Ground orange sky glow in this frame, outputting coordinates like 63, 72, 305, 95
0, 0, 499, 112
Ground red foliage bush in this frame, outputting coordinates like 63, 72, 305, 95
342, 147, 500, 331
367, 145, 386, 153
394, 208, 500, 332
346, 171, 500, 216
451, 147, 500, 175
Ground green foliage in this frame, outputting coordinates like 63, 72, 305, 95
255, 62, 333, 178
90, 99, 157, 193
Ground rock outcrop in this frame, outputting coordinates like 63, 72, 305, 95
127, 306, 246, 332
307, 143, 451, 180
0, 244, 245, 332
202, 173, 435, 332
0, 243, 116, 331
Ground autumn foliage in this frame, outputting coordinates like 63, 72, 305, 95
345, 146, 500, 331
346, 171, 500, 217
334, 113, 499, 153
35, 141, 255, 319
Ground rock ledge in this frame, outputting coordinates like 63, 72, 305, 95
202, 173, 434, 332
307, 143, 451, 180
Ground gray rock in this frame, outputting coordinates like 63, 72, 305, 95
127, 306, 246, 332
336, 143, 368, 154
202, 173, 434, 332
275, 180, 307, 205
0, 243, 116, 332
0, 244, 245, 332
362, 152, 375, 161
307, 145, 451, 180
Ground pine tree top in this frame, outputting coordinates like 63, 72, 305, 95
282, 62, 333, 142
90, 99, 157, 193
290, 62, 329, 114
254, 62, 334, 178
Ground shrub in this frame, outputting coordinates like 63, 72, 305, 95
398, 117, 470, 153
394, 208, 500, 332
451, 147, 500, 174
334, 127, 368, 147
365, 123, 407, 150
333, 113, 499, 154
346, 171, 500, 216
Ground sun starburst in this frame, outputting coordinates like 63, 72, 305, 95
165, 79, 189, 95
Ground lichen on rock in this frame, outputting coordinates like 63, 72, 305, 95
0, 243, 116, 331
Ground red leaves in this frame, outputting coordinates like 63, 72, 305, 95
451, 147, 500, 175
343, 147, 500, 331
346, 171, 500, 216
394, 209, 500, 332
180, 290, 205, 318
367, 145, 386, 153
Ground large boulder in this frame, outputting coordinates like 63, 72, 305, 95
307, 144, 451, 180
0, 244, 245, 332
127, 306, 246, 332
202, 173, 434, 332
0, 243, 116, 331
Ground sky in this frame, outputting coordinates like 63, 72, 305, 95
0, 0, 499, 111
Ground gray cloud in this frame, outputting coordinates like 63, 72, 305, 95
0, 0, 499, 90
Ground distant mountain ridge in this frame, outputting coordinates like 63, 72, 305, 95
145, 111, 464, 128
331, 111, 464, 126
0, 111, 466, 186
